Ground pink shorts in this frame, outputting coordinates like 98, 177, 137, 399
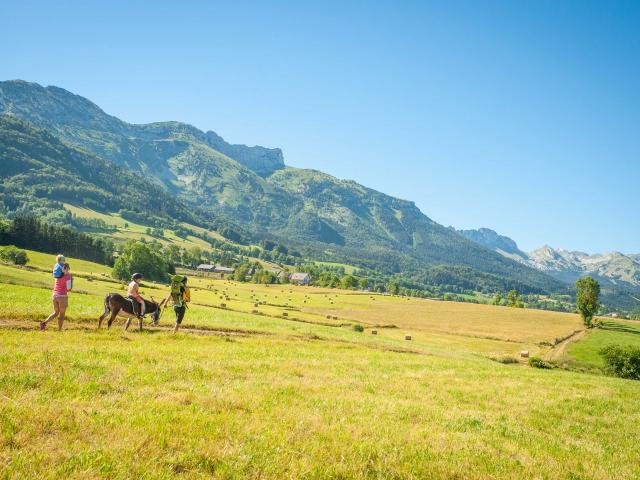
52, 294, 68, 310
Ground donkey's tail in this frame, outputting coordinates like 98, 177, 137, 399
103, 294, 112, 313
98, 294, 113, 327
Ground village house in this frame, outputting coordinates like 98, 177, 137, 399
289, 272, 311, 286
196, 264, 215, 273
214, 266, 235, 275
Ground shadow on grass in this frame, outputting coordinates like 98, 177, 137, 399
598, 321, 640, 336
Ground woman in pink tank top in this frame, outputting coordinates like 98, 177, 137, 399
40, 262, 73, 331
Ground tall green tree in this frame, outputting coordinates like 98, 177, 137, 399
576, 276, 600, 328
506, 290, 523, 308
340, 275, 358, 290
112, 241, 169, 283
234, 264, 251, 282
0, 245, 29, 265
493, 292, 502, 306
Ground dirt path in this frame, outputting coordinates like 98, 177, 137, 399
544, 329, 588, 363
0, 318, 268, 337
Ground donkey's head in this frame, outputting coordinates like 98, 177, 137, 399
150, 297, 167, 326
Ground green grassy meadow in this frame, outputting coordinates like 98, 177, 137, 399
1, 252, 640, 479
567, 320, 640, 371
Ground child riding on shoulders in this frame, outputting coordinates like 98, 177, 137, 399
53, 254, 65, 278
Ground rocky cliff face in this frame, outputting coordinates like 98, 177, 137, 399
456, 227, 526, 258
205, 131, 284, 176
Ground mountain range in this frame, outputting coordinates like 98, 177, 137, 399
0, 79, 585, 297
457, 228, 640, 294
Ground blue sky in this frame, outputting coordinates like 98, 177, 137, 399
1, 0, 638, 253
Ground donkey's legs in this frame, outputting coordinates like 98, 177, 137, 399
138, 316, 143, 332
98, 306, 109, 328
124, 316, 132, 331
107, 307, 120, 329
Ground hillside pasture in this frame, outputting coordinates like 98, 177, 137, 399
63, 204, 214, 252
567, 320, 640, 371
1, 254, 640, 478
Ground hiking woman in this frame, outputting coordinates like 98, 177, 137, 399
164, 275, 190, 333
41, 262, 73, 331
127, 273, 145, 318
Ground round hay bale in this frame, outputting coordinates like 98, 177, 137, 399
371, 329, 378, 335
405, 334, 412, 341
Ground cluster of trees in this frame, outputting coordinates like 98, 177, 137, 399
112, 241, 174, 283
145, 227, 165, 238
71, 215, 116, 233
600, 344, 640, 380
491, 290, 525, 308
0, 216, 113, 265
0, 245, 28, 265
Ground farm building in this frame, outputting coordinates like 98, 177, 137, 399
289, 272, 311, 285
196, 264, 215, 272
214, 266, 235, 275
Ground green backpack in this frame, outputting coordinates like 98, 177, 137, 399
170, 275, 186, 306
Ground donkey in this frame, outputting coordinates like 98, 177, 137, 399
98, 294, 166, 331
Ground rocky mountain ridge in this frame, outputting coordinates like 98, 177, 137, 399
458, 228, 640, 291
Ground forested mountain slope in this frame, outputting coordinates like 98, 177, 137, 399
0, 80, 564, 294
0, 115, 199, 226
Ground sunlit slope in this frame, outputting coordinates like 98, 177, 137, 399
63, 204, 215, 251
1, 251, 582, 358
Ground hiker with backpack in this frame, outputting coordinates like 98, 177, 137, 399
164, 275, 190, 333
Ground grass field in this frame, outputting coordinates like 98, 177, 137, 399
1, 252, 640, 479
567, 320, 640, 371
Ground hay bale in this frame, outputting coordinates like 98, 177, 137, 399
520, 350, 529, 358
371, 329, 378, 335
405, 334, 412, 341
252, 310, 259, 314
282, 312, 288, 317
220, 303, 227, 308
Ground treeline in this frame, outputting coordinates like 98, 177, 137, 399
0, 216, 114, 265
